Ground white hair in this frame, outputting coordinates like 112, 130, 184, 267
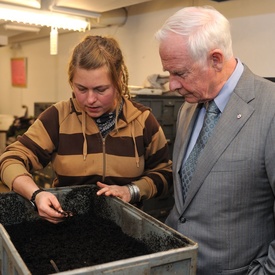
155, 6, 233, 65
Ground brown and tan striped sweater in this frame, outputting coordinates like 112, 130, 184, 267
0, 96, 172, 200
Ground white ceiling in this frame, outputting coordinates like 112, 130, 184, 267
0, 0, 153, 44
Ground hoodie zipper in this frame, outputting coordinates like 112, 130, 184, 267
102, 136, 106, 182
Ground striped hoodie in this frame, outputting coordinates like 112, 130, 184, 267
0, 96, 172, 200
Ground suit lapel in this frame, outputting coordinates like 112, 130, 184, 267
181, 69, 256, 211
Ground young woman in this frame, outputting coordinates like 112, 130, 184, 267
0, 35, 172, 223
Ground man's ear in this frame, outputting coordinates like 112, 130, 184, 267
210, 49, 223, 71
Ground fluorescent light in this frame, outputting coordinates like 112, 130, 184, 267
0, 0, 41, 9
4, 24, 41, 33
0, 3, 89, 31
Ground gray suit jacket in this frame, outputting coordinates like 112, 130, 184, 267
166, 65, 275, 275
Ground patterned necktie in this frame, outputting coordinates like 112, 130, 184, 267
180, 100, 220, 201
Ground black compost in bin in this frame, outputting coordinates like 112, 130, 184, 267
0, 185, 198, 275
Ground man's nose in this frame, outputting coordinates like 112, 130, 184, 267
169, 75, 182, 92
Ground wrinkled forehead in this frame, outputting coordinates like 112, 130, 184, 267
159, 34, 191, 71
159, 33, 188, 56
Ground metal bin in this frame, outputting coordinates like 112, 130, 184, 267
0, 186, 198, 274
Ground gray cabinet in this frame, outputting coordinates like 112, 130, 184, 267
133, 94, 184, 159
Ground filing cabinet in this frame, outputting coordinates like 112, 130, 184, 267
133, 94, 184, 159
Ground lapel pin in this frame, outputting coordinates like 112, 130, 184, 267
237, 114, 242, 119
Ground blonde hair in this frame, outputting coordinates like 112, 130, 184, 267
68, 35, 130, 99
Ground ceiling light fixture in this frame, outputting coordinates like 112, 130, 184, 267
0, 0, 41, 9
4, 24, 41, 33
0, 3, 90, 31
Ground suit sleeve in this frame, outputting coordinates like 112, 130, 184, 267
248, 114, 275, 274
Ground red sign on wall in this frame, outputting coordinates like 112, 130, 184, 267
11, 58, 27, 87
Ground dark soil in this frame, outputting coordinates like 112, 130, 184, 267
2, 186, 187, 274
5, 212, 153, 275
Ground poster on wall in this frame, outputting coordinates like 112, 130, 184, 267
11, 58, 27, 87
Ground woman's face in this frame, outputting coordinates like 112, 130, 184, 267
72, 66, 118, 118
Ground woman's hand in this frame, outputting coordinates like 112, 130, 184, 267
35, 191, 71, 223
12, 175, 68, 223
96, 181, 131, 202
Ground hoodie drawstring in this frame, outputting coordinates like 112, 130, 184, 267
82, 110, 87, 160
131, 122, 140, 168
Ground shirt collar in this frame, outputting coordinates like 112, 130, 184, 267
214, 58, 244, 113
